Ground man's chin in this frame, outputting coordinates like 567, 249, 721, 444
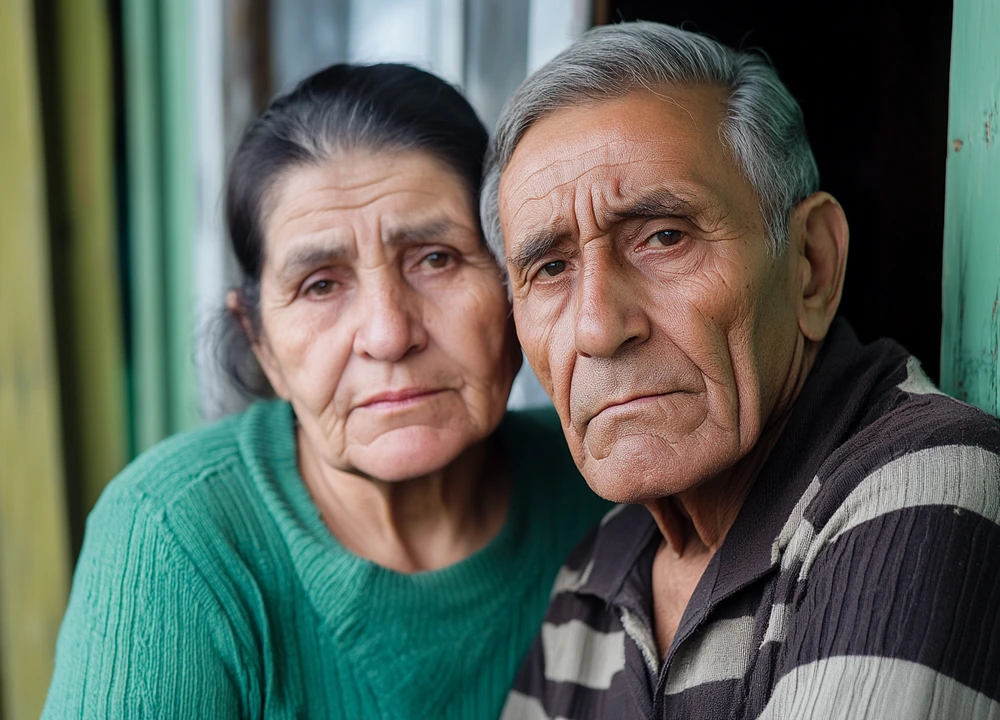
578, 434, 723, 503
583, 473, 688, 504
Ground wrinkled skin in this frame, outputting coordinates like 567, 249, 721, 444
251, 150, 519, 484
498, 87, 845, 507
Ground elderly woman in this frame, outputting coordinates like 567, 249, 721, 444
43, 64, 609, 719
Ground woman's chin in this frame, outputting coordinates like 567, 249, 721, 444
347, 425, 473, 482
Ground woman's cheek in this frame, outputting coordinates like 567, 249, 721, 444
280, 311, 351, 414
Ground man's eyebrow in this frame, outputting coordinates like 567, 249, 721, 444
506, 191, 694, 272
607, 190, 695, 221
508, 230, 567, 272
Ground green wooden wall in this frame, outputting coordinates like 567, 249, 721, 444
123, 0, 200, 453
48, 0, 129, 524
941, 0, 1000, 416
0, 2, 72, 718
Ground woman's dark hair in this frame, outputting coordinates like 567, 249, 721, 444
219, 63, 489, 398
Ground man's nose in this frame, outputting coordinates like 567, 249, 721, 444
352, 276, 427, 362
574, 249, 650, 358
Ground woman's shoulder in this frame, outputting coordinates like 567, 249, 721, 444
96, 400, 293, 529
500, 407, 575, 476
48, 409, 283, 719
501, 405, 566, 449
501, 406, 616, 565
501, 406, 610, 505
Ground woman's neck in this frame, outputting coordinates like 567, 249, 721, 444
297, 430, 510, 573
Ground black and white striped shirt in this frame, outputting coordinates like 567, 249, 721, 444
503, 320, 1000, 719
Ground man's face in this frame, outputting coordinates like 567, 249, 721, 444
499, 87, 804, 503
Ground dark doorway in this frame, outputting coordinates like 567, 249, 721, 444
604, 2, 952, 380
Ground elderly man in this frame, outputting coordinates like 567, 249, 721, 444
483, 21, 1000, 720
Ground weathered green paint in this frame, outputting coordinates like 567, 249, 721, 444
0, 1, 72, 716
941, 0, 1000, 416
160, 0, 201, 434
123, 0, 201, 451
53, 0, 129, 518
123, 0, 170, 452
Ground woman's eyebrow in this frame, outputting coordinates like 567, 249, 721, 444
275, 219, 461, 280
384, 218, 457, 246
276, 245, 350, 281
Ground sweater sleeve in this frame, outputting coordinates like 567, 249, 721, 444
43, 489, 252, 719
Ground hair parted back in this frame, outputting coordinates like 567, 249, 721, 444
481, 20, 820, 266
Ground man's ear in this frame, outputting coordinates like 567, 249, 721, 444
226, 289, 290, 399
788, 192, 849, 342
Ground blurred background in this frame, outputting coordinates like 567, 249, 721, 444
2, 0, 998, 717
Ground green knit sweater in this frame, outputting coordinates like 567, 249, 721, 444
43, 400, 610, 719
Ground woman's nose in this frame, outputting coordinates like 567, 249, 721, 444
352, 278, 428, 362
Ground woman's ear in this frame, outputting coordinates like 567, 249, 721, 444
227, 289, 290, 399
789, 192, 850, 342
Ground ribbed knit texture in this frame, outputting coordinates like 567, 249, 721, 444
43, 400, 610, 719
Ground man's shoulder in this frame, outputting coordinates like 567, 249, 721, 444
503, 504, 643, 720
809, 357, 1000, 529
547, 503, 655, 603
783, 357, 1000, 591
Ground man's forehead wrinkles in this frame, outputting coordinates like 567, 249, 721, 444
507, 158, 659, 229
506, 136, 672, 197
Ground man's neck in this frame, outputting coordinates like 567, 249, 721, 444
644, 415, 785, 558
645, 336, 821, 655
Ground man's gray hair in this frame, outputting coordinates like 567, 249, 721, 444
481, 21, 820, 266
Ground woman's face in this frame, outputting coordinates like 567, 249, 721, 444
252, 150, 519, 482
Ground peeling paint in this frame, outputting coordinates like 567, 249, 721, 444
941, 0, 1000, 416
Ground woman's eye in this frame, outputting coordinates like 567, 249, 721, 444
422, 251, 452, 269
647, 229, 683, 247
305, 279, 336, 297
538, 260, 566, 278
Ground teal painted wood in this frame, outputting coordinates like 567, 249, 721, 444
159, 0, 200, 434
123, 0, 202, 451
123, 0, 169, 452
941, 0, 1000, 416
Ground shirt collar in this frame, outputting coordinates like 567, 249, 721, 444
711, 318, 901, 598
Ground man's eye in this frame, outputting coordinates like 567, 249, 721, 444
538, 260, 567, 278
647, 229, 683, 247
423, 251, 452, 269
305, 279, 336, 296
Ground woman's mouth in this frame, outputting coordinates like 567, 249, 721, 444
358, 388, 444, 410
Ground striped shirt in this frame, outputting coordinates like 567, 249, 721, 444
503, 320, 1000, 719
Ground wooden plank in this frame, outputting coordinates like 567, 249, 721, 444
941, 0, 1000, 416
123, 0, 170, 452
0, 1, 72, 717
52, 0, 129, 516
160, 0, 201, 434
